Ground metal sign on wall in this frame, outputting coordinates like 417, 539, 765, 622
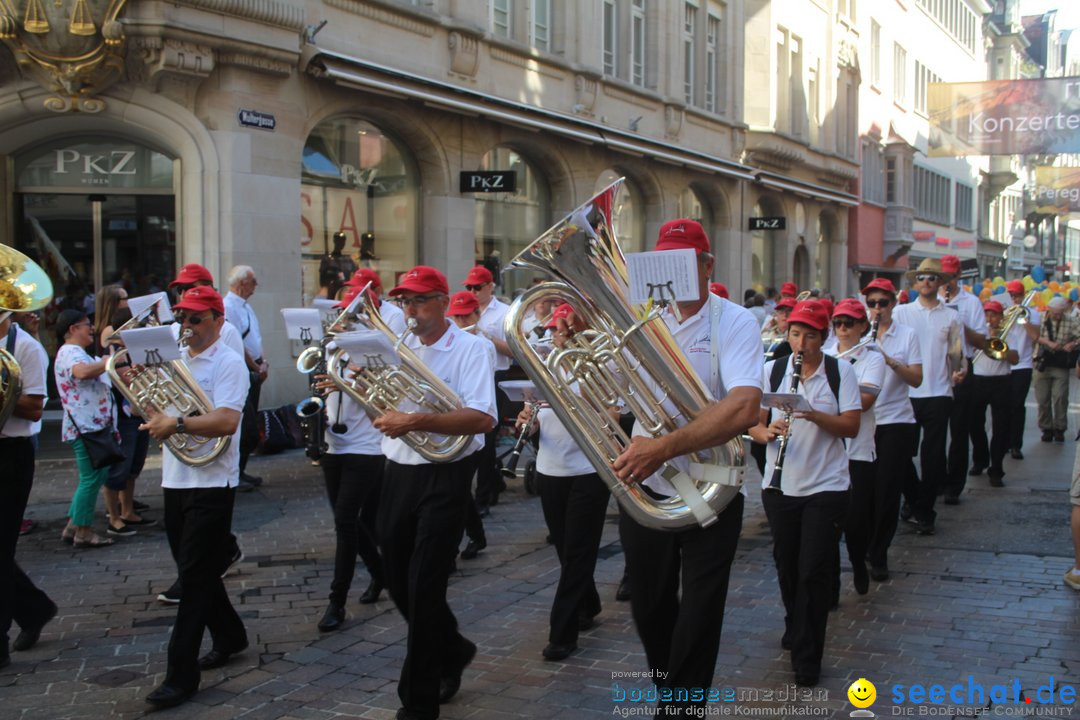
748, 217, 786, 230
460, 171, 516, 193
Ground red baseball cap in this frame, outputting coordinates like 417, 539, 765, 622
833, 299, 868, 322
983, 300, 1005, 314
775, 297, 798, 311
334, 285, 364, 309
862, 277, 897, 297
389, 266, 450, 297
545, 303, 575, 328
169, 264, 214, 288
655, 219, 710, 253
1006, 280, 1025, 295
464, 266, 494, 286
787, 300, 830, 331
172, 285, 224, 315
447, 291, 479, 316
940, 255, 961, 276
780, 282, 798, 297
348, 268, 382, 290
709, 282, 729, 299
818, 297, 835, 320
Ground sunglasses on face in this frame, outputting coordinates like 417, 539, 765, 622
177, 313, 211, 325
398, 294, 445, 308
465, 284, 485, 292
865, 298, 892, 308
915, 274, 939, 283
832, 317, 859, 328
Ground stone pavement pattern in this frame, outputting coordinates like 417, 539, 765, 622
3, 399, 1080, 719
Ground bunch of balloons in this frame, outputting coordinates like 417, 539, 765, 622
971, 266, 1078, 309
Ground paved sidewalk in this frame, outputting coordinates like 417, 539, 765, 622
4, 401, 1080, 720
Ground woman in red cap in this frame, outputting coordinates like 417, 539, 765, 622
1004, 281, 1040, 458
968, 301, 1019, 487
748, 299, 860, 686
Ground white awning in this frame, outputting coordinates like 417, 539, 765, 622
755, 171, 859, 207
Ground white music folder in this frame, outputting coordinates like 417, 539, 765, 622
332, 329, 401, 368
281, 308, 324, 343
118, 325, 182, 365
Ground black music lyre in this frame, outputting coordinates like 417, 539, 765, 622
144, 348, 164, 365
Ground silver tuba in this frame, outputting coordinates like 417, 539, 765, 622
325, 284, 473, 463
503, 179, 746, 531
105, 299, 230, 466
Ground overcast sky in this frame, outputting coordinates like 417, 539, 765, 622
1019, 0, 1080, 32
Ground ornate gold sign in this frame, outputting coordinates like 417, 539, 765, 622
0, 0, 126, 112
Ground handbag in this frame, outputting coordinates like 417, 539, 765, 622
65, 407, 124, 469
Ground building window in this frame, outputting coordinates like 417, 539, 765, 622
862, 140, 885, 206
893, 43, 907, 106
595, 169, 644, 253
955, 182, 974, 231
705, 8, 724, 113
914, 60, 941, 116
530, 0, 550, 51
491, 0, 511, 38
790, 34, 804, 139
886, 156, 897, 204
915, 0, 977, 52
870, 20, 880, 87
683, 2, 697, 105
631, 0, 647, 87
776, 27, 790, 133
602, 0, 649, 89
914, 165, 951, 225
603, 0, 617, 75
838, 0, 856, 22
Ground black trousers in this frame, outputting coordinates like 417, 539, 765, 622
1009, 368, 1033, 451
970, 374, 1011, 477
377, 455, 478, 720
843, 459, 876, 570
908, 396, 952, 523
869, 423, 917, 569
537, 472, 609, 645
945, 364, 975, 497
163, 486, 247, 692
619, 493, 743, 713
474, 371, 510, 507
0, 437, 54, 653
321, 453, 384, 605
238, 375, 262, 473
762, 489, 847, 680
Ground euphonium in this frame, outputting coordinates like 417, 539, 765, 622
503, 179, 745, 531
0, 246, 53, 428
105, 301, 229, 467
326, 287, 472, 463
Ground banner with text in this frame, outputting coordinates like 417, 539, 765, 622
928, 78, 1080, 157
1034, 166, 1080, 215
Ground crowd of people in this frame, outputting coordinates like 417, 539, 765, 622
3, 214, 1080, 719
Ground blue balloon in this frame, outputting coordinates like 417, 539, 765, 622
908, 289, 918, 302
1071, 288, 1079, 302
992, 285, 1006, 294
1032, 266, 1047, 283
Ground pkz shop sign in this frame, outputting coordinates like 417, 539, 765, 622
460, 171, 516, 193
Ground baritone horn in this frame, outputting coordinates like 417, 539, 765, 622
975, 290, 1036, 364
0, 246, 54, 428
503, 179, 745, 531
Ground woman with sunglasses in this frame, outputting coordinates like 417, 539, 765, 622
748, 300, 861, 687
54, 309, 116, 548
824, 300, 885, 596
861, 279, 923, 580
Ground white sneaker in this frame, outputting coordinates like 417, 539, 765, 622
1065, 570, 1080, 591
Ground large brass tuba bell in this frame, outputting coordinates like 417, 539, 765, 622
0, 245, 54, 429
503, 179, 745, 531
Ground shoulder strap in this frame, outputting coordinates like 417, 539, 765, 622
6, 323, 15, 353
824, 353, 841, 405
769, 356, 787, 392
708, 295, 723, 397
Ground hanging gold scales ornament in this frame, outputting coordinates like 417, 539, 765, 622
0, 0, 127, 112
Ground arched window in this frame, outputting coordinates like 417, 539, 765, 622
475, 147, 550, 295
677, 186, 706, 225
595, 169, 645, 253
793, 244, 811, 291
301, 118, 419, 302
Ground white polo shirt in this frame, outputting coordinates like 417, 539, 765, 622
324, 380, 382, 456
536, 406, 594, 477
380, 299, 407, 336
381, 320, 497, 465
943, 287, 988, 359
893, 300, 964, 399
224, 291, 263, 361
872, 321, 922, 425
823, 341, 885, 462
1002, 306, 1040, 371
476, 297, 511, 371
0, 326, 47, 438
761, 355, 861, 496
161, 337, 249, 489
633, 295, 764, 496
171, 320, 245, 358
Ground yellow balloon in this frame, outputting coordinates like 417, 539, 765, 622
993, 276, 1006, 286
1023, 276, 1036, 290
1041, 289, 1054, 305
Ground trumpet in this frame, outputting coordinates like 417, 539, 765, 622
973, 290, 1035, 364
765, 351, 804, 494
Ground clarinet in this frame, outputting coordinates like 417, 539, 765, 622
502, 401, 542, 479
765, 351, 804, 494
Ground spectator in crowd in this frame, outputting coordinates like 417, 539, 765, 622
224, 265, 268, 486
1033, 296, 1079, 443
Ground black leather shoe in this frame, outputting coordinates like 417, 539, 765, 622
1042, 431, 1053, 442
438, 639, 476, 703
899, 503, 914, 524
914, 520, 935, 536
968, 466, 984, 476
198, 641, 248, 670
1010, 447, 1024, 460
358, 579, 383, 604
869, 565, 889, 581
1055, 431, 1065, 443
615, 575, 631, 602
578, 614, 597, 632
146, 684, 196, 708
13, 601, 57, 652
395, 708, 426, 720
542, 642, 577, 661
943, 495, 960, 506
852, 562, 869, 595
241, 472, 263, 486
794, 671, 819, 687
988, 472, 1005, 488
460, 539, 486, 560
317, 604, 345, 632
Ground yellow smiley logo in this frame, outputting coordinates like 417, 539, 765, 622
847, 678, 877, 708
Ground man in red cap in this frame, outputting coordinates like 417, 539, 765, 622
348, 268, 406, 334
709, 282, 729, 299
463, 264, 513, 516
968, 301, 1019, 488
1003, 280, 1040, 458
780, 281, 798, 298
375, 266, 497, 720
937, 255, 988, 505
604, 219, 764, 712
139, 285, 250, 709
860, 277, 922, 580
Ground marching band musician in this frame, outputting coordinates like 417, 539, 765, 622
748, 300, 860, 687
373, 266, 497, 720
751, 296, 798, 476
823, 299, 885, 596
346, 268, 406, 335
594, 220, 763, 715
968, 301, 1019, 488
861, 278, 923, 581
310, 284, 386, 633
520, 303, 610, 663
1002, 280, 1040, 459
139, 286, 250, 709
0, 310, 56, 669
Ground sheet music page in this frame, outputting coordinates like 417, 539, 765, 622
118, 326, 182, 365
626, 249, 699, 305
281, 308, 324, 343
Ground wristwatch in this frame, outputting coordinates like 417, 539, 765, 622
176, 416, 186, 434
